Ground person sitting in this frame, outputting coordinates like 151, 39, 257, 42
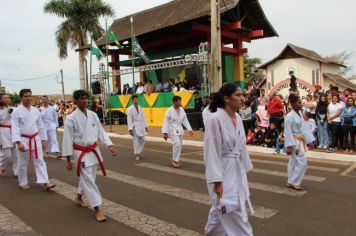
250, 125, 265, 145
263, 123, 279, 148
136, 82, 144, 95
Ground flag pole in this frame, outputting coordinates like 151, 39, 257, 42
89, 37, 93, 100
130, 16, 135, 93
105, 19, 113, 132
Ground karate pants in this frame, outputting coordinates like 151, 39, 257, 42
133, 134, 145, 155
171, 135, 183, 162
287, 146, 307, 186
46, 130, 60, 153
0, 147, 19, 176
77, 164, 102, 208
18, 150, 49, 187
205, 206, 253, 236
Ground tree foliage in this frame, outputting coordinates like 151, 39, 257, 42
244, 55, 265, 84
324, 51, 354, 75
7, 92, 20, 106
44, 0, 115, 59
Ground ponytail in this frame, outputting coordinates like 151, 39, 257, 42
209, 83, 238, 113
0, 93, 5, 108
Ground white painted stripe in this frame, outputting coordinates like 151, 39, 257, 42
178, 158, 326, 182
50, 179, 200, 236
340, 163, 356, 177
100, 170, 278, 219
136, 163, 306, 197
0, 203, 35, 234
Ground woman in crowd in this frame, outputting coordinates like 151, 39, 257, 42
340, 97, 356, 154
327, 94, 343, 153
315, 95, 329, 149
302, 94, 317, 118
239, 100, 252, 137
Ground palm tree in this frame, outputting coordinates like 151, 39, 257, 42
44, 0, 114, 90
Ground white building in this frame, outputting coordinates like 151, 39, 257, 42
259, 44, 356, 99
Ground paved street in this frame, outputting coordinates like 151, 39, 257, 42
1, 133, 356, 236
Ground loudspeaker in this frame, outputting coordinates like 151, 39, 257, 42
91, 81, 101, 95
185, 65, 203, 88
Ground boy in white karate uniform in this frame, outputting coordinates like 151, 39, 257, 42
162, 96, 193, 168
11, 89, 55, 190
204, 83, 254, 236
285, 94, 315, 190
40, 95, 60, 158
127, 95, 148, 161
0, 93, 19, 177
63, 90, 117, 222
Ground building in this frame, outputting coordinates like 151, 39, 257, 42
259, 44, 356, 99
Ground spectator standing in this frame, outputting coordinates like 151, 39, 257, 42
239, 100, 252, 136
156, 80, 163, 92
315, 95, 329, 149
146, 80, 154, 95
267, 95, 284, 129
192, 91, 203, 130
258, 89, 269, 106
327, 95, 343, 152
302, 94, 317, 118
136, 82, 144, 95
162, 80, 171, 92
340, 97, 356, 154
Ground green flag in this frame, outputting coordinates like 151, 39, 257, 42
132, 36, 150, 64
108, 27, 121, 48
91, 40, 103, 57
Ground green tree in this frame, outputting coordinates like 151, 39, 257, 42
7, 92, 20, 106
244, 55, 264, 84
324, 51, 353, 75
44, 0, 114, 90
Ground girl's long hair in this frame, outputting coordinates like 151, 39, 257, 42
209, 83, 238, 113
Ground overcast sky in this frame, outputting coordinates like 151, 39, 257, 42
0, 0, 355, 94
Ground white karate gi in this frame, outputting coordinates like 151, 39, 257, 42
284, 110, 315, 186
162, 106, 192, 162
62, 109, 113, 208
204, 109, 254, 236
0, 107, 19, 176
127, 105, 148, 156
40, 105, 59, 153
11, 105, 50, 187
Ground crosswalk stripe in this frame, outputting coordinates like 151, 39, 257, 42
0, 203, 36, 234
99, 170, 278, 219
50, 179, 201, 236
136, 163, 306, 197
178, 158, 326, 182
251, 159, 339, 172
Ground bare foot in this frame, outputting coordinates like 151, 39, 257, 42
0, 170, 6, 176
135, 156, 142, 161
171, 160, 180, 168
349, 150, 354, 154
75, 195, 89, 208
44, 183, 56, 191
95, 207, 106, 222
20, 185, 31, 190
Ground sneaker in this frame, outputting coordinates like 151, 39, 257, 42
322, 146, 328, 149
326, 148, 333, 153
317, 146, 322, 149
273, 151, 278, 155
281, 152, 286, 156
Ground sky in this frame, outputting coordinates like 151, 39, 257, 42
0, 0, 355, 95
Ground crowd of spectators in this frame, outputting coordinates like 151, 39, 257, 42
240, 85, 356, 154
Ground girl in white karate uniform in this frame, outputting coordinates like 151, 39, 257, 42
204, 83, 254, 236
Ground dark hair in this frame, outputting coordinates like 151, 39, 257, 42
346, 97, 355, 107
42, 95, 48, 98
244, 100, 251, 107
261, 89, 265, 92
304, 112, 311, 118
0, 93, 6, 107
19, 89, 32, 97
73, 90, 88, 101
173, 96, 181, 103
132, 95, 138, 99
193, 91, 199, 95
288, 94, 300, 104
209, 83, 239, 113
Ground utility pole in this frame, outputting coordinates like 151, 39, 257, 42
210, 0, 222, 92
60, 69, 65, 101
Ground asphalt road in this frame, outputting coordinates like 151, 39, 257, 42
0, 133, 356, 236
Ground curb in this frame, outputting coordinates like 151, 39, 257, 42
58, 129, 356, 163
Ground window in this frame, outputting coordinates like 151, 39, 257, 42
312, 70, 316, 85
316, 69, 320, 85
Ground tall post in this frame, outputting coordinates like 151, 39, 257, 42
130, 16, 135, 92
105, 19, 113, 131
210, 0, 222, 92
89, 37, 93, 97
60, 69, 65, 101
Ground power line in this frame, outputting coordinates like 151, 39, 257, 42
0, 72, 59, 82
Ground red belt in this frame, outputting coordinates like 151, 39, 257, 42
0, 124, 11, 128
73, 143, 106, 177
21, 132, 39, 161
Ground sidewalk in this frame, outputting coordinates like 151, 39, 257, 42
100, 124, 356, 163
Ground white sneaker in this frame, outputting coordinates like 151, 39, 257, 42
281, 152, 286, 156
273, 151, 278, 155
317, 146, 322, 149
323, 146, 328, 149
